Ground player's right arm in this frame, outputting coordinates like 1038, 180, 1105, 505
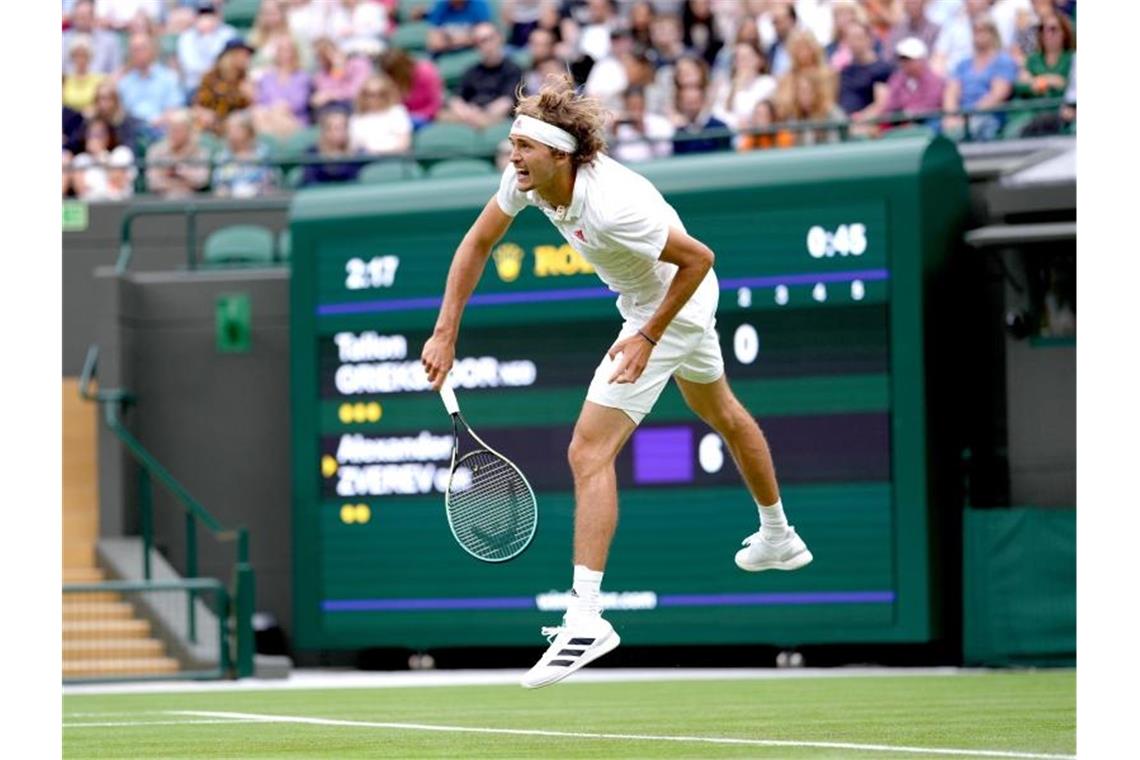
421, 197, 515, 390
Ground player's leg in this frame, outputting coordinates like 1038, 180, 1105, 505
674, 375, 780, 506
568, 401, 638, 572
674, 331, 812, 572
521, 401, 635, 689
522, 327, 678, 689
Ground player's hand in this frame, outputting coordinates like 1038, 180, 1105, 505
421, 334, 455, 391
607, 333, 655, 384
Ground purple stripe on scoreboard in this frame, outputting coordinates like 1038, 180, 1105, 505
323, 597, 535, 612
657, 591, 896, 607
317, 286, 613, 316
321, 590, 894, 612
632, 427, 694, 484
719, 268, 889, 289
315, 269, 891, 316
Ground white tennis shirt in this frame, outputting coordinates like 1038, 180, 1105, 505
495, 153, 719, 331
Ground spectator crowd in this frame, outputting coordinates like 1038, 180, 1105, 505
62, 0, 1077, 202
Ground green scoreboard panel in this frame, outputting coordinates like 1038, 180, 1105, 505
290, 139, 969, 650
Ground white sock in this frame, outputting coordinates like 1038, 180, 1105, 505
570, 565, 603, 617
757, 498, 789, 540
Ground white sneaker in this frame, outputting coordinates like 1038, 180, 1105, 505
734, 526, 813, 571
520, 613, 620, 689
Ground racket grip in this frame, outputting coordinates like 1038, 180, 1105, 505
439, 381, 460, 415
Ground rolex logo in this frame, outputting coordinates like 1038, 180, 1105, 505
492, 242, 525, 282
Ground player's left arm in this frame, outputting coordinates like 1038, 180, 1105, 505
608, 227, 714, 384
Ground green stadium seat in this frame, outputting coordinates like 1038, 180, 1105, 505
159, 33, 179, 61
1001, 109, 1038, 140
427, 158, 495, 178
882, 125, 935, 140
413, 122, 478, 158
510, 49, 533, 71
285, 165, 306, 188
197, 131, 222, 157
398, 0, 436, 23
202, 225, 275, 266
279, 126, 320, 158
475, 118, 513, 157
436, 48, 483, 90
224, 0, 261, 28
277, 228, 291, 262
358, 159, 425, 183
389, 21, 431, 52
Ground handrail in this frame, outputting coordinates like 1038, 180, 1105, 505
115, 198, 291, 274
79, 344, 255, 677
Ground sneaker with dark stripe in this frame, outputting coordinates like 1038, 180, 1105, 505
520, 613, 620, 689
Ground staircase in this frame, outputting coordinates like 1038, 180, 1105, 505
63, 379, 179, 679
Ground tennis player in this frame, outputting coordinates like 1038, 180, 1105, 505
421, 75, 812, 689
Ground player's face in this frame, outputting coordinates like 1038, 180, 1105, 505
508, 135, 565, 192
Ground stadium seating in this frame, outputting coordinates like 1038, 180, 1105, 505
414, 122, 479, 158
475, 118, 513, 157
358, 159, 426, 183
389, 21, 431, 52
428, 157, 496, 178
398, 0, 436, 23
277, 228, 291, 261
224, 0, 261, 28
202, 224, 276, 266
436, 48, 483, 90
279, 126, 320, 159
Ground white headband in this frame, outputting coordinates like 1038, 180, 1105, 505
510, 114, 578, 153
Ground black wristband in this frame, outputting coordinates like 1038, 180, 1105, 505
637, 329, 658, 346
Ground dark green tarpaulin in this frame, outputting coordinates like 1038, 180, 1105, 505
963, 507, 1076, 666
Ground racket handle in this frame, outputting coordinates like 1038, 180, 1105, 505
439, 380, 460, 416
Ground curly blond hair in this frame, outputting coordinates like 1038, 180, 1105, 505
514, 74, 609, 167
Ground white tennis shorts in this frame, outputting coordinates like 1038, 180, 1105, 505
585, 320, 724, 424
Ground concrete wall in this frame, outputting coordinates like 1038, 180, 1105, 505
63, 199, 288, 375
94, 267, 294, 637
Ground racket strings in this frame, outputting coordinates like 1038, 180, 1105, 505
448, 450, 535, 561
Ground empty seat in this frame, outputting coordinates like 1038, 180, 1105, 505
389, 21, 431, 51
428, 158, 496, 178
358, 159, 425, 184
202, 224, 275, 266
277, 228, 291, 261
223, 0, 261, 27
413, 122, 478, 158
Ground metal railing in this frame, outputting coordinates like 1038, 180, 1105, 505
115, 198, 290, 273
78, 345, 255, 678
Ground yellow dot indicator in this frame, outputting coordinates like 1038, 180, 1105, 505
367, 402, 382, 422
338, 403, 353, 424
340, 504, 355, 523
321, 455, 338, 478
353, 403, 369, 423
355, 504, 371, 523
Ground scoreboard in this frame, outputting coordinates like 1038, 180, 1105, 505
289, 139, 969, 650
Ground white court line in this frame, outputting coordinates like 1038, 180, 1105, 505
65, 719, 259, 728
62, 666, 992, 695
173, 710, 1076, 760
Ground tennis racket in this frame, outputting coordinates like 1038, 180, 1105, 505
440, 380, 537, 563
